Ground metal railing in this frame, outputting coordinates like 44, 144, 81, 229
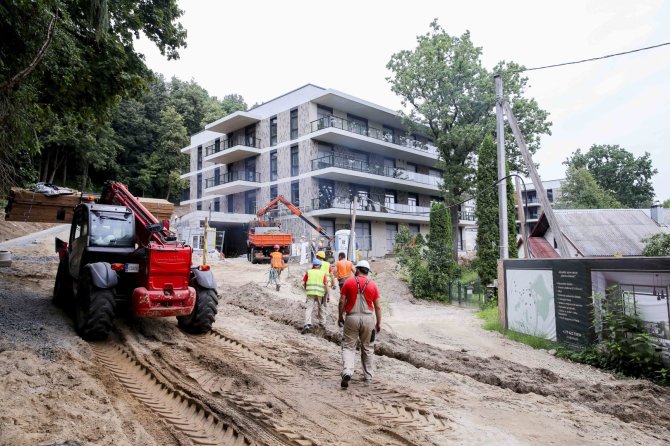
306, 194, 477, 223
311, 154, 441, 188
204, 171, 261, 188
205, 136, 261, 157
310, 115, 438, 155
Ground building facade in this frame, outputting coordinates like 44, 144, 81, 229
178, 84, 477, 258
515, 178, 563, 235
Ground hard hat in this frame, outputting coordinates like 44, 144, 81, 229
355, 260, 371, 270
316, 251, 326, 259
274, 244, 279, 250
312, 259, 322, 267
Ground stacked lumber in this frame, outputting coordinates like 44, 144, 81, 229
5, 188, 175, 223
137, 197, 174, 222
5, 188, 79, 223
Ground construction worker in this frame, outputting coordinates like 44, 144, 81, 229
269, 244, 285, 278
338, 260, 381, 388
316, 251, 336, 289
302, 259, 329, 333
335, 252, 355, 290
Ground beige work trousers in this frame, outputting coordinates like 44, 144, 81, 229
341, 313, 375, 381
305, 295, 327, 327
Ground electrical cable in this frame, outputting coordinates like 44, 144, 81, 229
509, 41, 670, 74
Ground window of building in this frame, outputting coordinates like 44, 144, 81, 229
245, 157, 256, 182
270, 116, 277, 146
245, 124, 256, 147
347, 113, 368, 135
214, 198, 220, 212
197, 145, 202, 170
408, 193, 418, 211
320, 218, 335, 238
428, 168, 442, 178
291, 180, 300, 206
405, 162, 417, 173
290, 109, 298, 139
382, 125, 395, 143
270, 185, 278, 201
408, 224, 420, 237
213, 167, 220, 186
528, 208, 538, 219
384, 190, 396, 211
291, 145, 299, 176
270, 150, 278, 181
527, 191, 537, 204
318, 179, 334, 209
317, 105, 333, 119
385, 222, 398, 252
547, 189, 554, 202
227, 195, 234, 213
196, 173, 202, 210
245, 190, 256, 214
383, 157, 395, 175
355, 220, 372, 252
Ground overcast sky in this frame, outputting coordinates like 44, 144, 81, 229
136, 0, 670, 200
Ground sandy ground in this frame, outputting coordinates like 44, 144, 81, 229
0, 224, 669, 445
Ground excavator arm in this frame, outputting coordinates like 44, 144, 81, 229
257, 195, 331, 241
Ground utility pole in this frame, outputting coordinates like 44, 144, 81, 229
503, 101, 570, 258
495, 75, 509, 259
348, 194, 358, 262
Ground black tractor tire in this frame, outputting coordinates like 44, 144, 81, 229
74, 272, 116, 341
177, 288, 218, 334
53, 258, 72, 309
250, 248, 258, 264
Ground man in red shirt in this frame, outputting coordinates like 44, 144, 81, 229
337, 260, 382, 388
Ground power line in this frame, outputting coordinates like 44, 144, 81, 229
512, 41, 670, 73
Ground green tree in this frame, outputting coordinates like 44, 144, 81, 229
642, 233, 670, 256
152, 105, 189, 199
475, 136, 499, 285
565, 144, 657, 208
663, 198, 670, 209
427, 202, 458, 299
556, 167, 622, 209
386, 20, 551, 260
0, 0, 187, 195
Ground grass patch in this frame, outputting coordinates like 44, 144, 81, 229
477, 306, 557, 350
459, 268, 479, 284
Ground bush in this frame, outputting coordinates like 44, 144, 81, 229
557, 291, 669, 385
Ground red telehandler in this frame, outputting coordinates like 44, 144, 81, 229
53, 181, 218, 340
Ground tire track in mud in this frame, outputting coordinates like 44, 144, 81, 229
90, 342, 256, 446
201, 328, 451, 443
223, 283, 670, 431
185, 364, 317, 446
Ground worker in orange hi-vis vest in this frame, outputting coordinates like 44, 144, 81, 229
335, 252, 355, 290
270, 245, 286, 279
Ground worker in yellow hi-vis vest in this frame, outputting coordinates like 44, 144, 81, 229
302, 259, 329, 333
316, 251, 336, 289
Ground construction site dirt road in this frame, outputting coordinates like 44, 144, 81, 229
1, 225, 669, 445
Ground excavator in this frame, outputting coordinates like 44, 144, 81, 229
248, 195, 333, 263
52, 181, 218, 340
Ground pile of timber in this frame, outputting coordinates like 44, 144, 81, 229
5, 188, 174, 223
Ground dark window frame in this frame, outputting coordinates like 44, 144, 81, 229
290, 145, 299, 176
270, 150, 278, 181
270, 116, 278, 146
291, 180, 300, 206
270, 185, 278, 201
227, 195, 234, 213
290, 109, 298, 139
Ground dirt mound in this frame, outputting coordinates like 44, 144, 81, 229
221, 281, 670, 431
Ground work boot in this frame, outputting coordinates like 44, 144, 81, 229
341, 374, 351, 389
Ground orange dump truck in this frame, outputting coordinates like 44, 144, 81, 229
247, 227, 292, 263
